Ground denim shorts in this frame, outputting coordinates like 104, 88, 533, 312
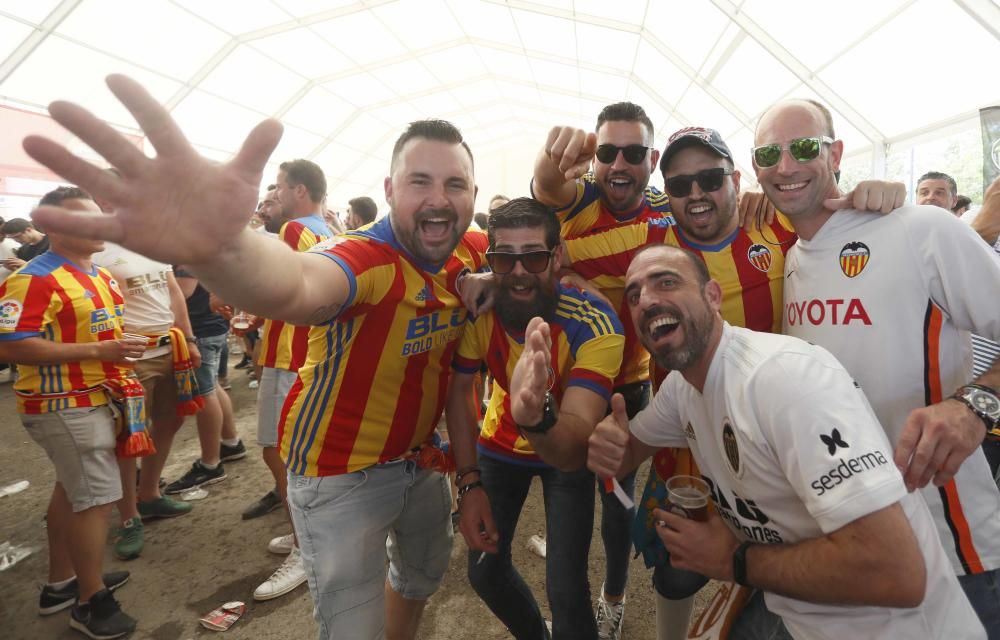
257, 367, 297, 447
287, 461, 453, 639
194, 333, 227, 395
22, 406, 122, 512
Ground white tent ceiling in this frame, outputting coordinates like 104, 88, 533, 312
1, 0, 998, 213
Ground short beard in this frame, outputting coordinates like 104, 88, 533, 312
392, 208, 465, 265
648, 297, 714, 372
495, 279, 559, 334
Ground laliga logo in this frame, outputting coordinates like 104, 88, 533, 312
0, 299, 23, 328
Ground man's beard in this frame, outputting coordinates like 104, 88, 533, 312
393, 208, 464, 265
598, 170, 647, 213
645, 298, 714, 372
495, 276, 559, 334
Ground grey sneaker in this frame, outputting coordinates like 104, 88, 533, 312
596, 588, 625, 640
241, 489, 282, 520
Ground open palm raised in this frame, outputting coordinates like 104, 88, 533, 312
22, 74, 283, 266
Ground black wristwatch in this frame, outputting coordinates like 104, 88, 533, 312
517, 392, 557, 435
732, 541, 753, 587
952, 384, 1000, 433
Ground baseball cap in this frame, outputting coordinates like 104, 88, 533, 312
659, 127, 733, 174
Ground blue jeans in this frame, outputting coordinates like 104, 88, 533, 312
599, 382, 648, 597
469, 454, 597, 640
729, 590, 793, 640
960, 568, 1000, 639
288, 461, 453, 640
194, 333, 227, 394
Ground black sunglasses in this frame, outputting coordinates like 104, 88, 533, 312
486, 249, 555, 275
664, 167, 733, 198
595, 144, 650, 165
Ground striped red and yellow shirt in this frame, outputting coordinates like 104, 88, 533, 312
453, 285, 623, 466
0, 252, 130, 414
278, 217, 489, 476
567, 215, 796, 336
256, 215, 331, 371
539, 173, 674, 387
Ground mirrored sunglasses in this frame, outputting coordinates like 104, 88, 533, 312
752, 136, 834, 168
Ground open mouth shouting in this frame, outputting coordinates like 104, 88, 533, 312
504, 276, 538, 301
642, 306, 684, 350
415, 209, 457, 245
684, 201, 715, 227
604, 172, 636, 201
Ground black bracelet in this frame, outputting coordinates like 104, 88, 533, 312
732, 541, 753, 587
457, 480, 484, 498
455, 465, 480, 484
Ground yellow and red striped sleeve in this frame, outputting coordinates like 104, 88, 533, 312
278, 224, 488, 476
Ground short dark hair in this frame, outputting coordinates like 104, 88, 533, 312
348, 196, 377, 225
917, 171, 957, 196
954, 195, 972, 211
488, 194, 509, 210
279, 159, 326, 203
596, 102, 654, 141
39, 186, 92, 208
633, 244, 710, 287
487, 197, 560, 250
1, 218, 32, 235
473, 212, 488, 230
390, 119, 474, 173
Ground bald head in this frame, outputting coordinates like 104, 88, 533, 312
753, 99, 843, 224
755, 99, 833, 145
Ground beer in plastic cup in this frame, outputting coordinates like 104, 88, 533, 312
665, 475, 710, 522
231, 311, 250, 331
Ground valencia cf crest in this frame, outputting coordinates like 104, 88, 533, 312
722, 419, 742, 478
747, 244, 772, 273
839, 241, 870, 278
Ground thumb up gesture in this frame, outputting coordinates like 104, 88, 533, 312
587, 393, 630, 478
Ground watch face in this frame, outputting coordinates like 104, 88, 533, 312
969, 389, 1000, 418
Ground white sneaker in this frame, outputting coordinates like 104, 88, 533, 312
253, 547, 306, 601
267, 533, 295, 555
596, 585, 626, 640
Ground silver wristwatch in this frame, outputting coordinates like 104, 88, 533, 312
952, 384, 1000, 433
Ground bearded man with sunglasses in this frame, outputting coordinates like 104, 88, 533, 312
759, 99, 1000, 636
446, 198, 624, 640
533, 102, 669, 638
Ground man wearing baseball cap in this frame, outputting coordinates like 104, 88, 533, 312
562, 125, 904, 639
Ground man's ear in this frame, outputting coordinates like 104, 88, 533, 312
704, 279, 723, 311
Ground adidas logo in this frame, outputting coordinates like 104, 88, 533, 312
415, 286, 433, 302
684, 422, 696, 440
